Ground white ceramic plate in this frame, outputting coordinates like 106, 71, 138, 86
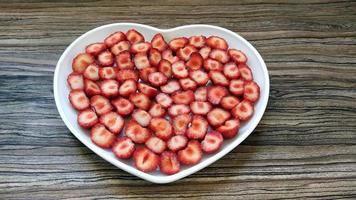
54, 23, 269, 184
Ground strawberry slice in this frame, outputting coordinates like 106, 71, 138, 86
126, 29, 144, 44
188, 35, 206, 48
172, 61, 188, 78
148, 103, 166, 118
238, 65, 253, 81
229, 79, 244, 96
186, 115, 208, 139
125, 120, 151, 144
209, 49, 230, 63
84, 79, 101, 96
86, 43, 107, 56
232, 100, 254, 121
132, 109, 152, 127
155, 93, 173, 108
91, 124, 116, 148
137, 83, 158, 98
148, 72, 168, 86
133, 52, 150, 70
133, 147, 159, 172
207, 108, 231, 127
216, 119, 240, 139
77, 108, 98, 128
189, 70, 209, 86
111, 41, 130, 55
194, 87, 207, 101
244, 81, 260, 102
111, 97, 134, 116
72, 53, 94, 73
201, 131, 223, 153
176, 45, 197, 61
190, 101, 212, 115
159, 151, 180, 175
104, 31, 126, 47
83, 64, 100, 81
116, 51, 134, 70
98, 51, 114, 66
151, 33, 168, 52
186, 52, 203, 70
221, 96, 240, 110
149, 117, 173, 141
129, 93, 151, 110
168, 37, 188, 51
139, 67, 157, 82
178, 140, 202, 165
162, 49, 179, 64
172, 90, 194, 105
228, 49, 247, 64
99, 67, 117, 80
168, 104, 191, 116
112, 137, 135, 159
171, 114, 191, 135
206, 36, 228, 50
204, 58, 223, 71
130, 42, 151, 53
99, 111, 124, 134
100, 79, 119, 98
223, 62, 240, 79
158, 59, 172, 78
116, 69, 138, 83
179, 78, 197, 91
119, 79, 137, 97
69, 90, 90, 110
209, 71, 229, 86
160, 80, 181, 94
145, 136, 167, 154
207, 86, 228, 105
67, 73, 84, 90
148, 48, 162, 66
199, 46, 211, 59
167, 135, 188, 151
90, 95, 113, 115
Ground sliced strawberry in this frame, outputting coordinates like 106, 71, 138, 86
159, 151, 180, 175
176, 45, 197, 61
112, 137, 135, 159
139, 67, 157, 82
216, 119, 240, 139
207, 86, 228, 105
90, 95, 113, 115
190, 101, 212, 115
133, 52, 150, 70
83, 64, 99, 81
206, 36, 228, 50
119, 79, 137, 97
186, 115, 208, 140
168, 104, 190, 116
209, 71, 229, 86
171, 114, 191, 135
116, 51, 134, 70
104, 31, 126, 47
168, 37, 188, 51
69, 90, 90, 110
111, 41, 130, 55
172, 61, 188, 78
125, 120, 151, 144
85, 42, 107, 56
244, 81, 260, 102
149, 117, 173, 141
188, 35, 206, 48
151, 33, 168, 52
99, 67, 117, 80
137, 83, 158, 98
232, 100, 254, 121
148, 72, 168, 86
160, 80, 181, 94
99, 111, 124, 134
148, 48, 162, 66
204, 58, 223, 71
126, 29, 144, 44
91, 124, 116, 148
130, 42, 151, 53
207, 108, 231, 127
228, 49, 247, 64
145, 136, 166, 154
77, 108, 98, 128
100, 79, 119, 98
199, 46, 211, 59
171, 90, 194, 105
229, 79, 244, 96
162, 49, 179, 64
133, 147, 159, 172
111, 97, 134, 116
167, 135, 188, 151
186, 52, 203, 70
84, 79, 101, 96
221, 96, 240, 110
209, 49, 230, 63
201, 131, 223, 153
223, 62, 240, 79
194, 87, 207, 101
238, 65, 253, 81
67, 73, 84, 90
129, 93, 151, 110
97, 51, 114, 66
155, 93, 173, 108
72, 53, 94, 73
158, 59, 172, 78
178, 140, 202, 165
148, 103, 166, 118
132, 109, 152, 127
189, 70, 209, 86
179, 78, 197, 90
116, 69, 138, 83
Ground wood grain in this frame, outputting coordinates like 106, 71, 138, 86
0, 0, 355, 199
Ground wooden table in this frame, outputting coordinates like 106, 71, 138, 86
1, 0, 355, 199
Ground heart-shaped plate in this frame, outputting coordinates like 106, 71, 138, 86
54, 23, 269, 184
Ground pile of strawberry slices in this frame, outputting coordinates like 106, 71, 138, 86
67, 29, 260, 175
